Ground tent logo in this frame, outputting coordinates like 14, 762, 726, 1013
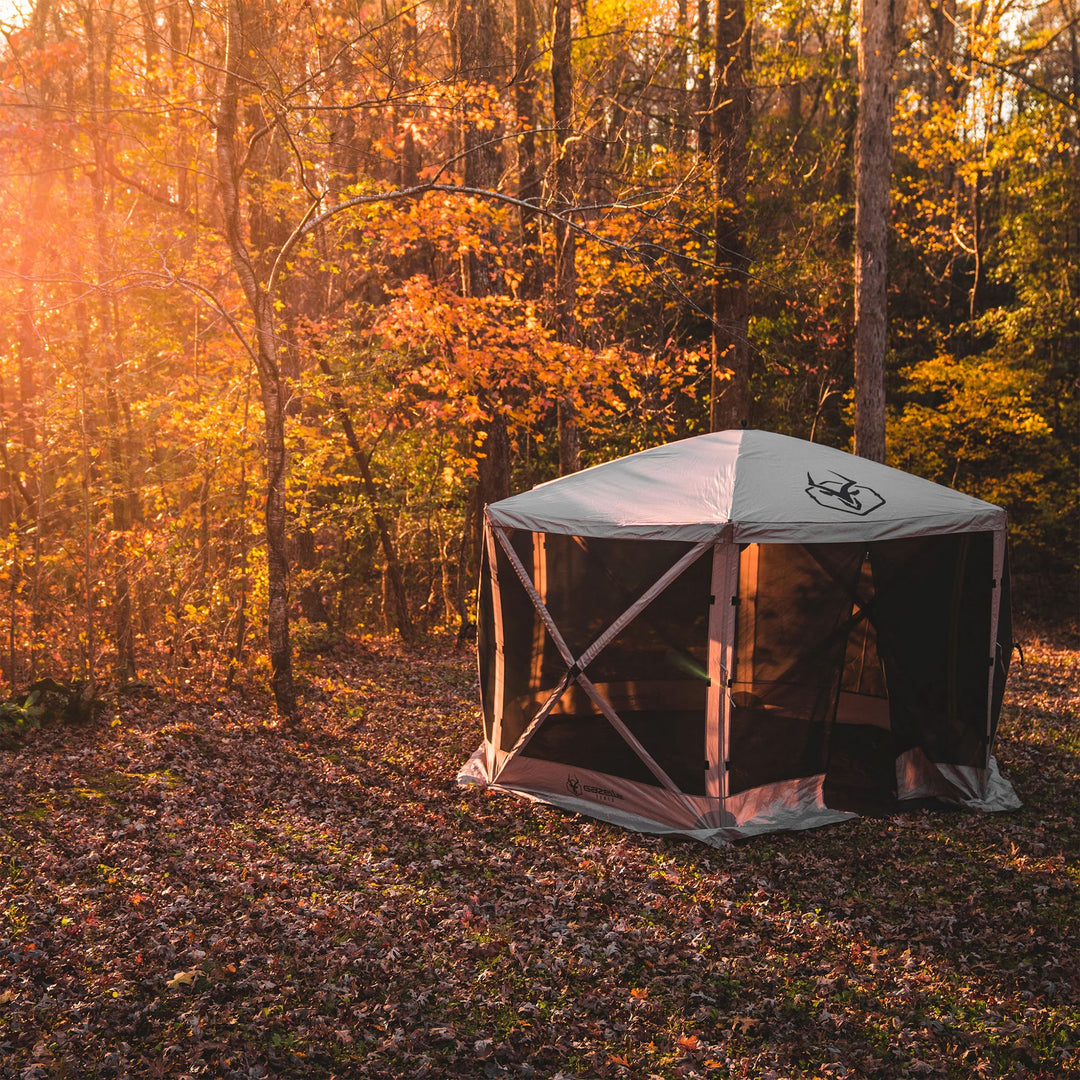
805, 471, 886, 516
566, 774, 624, 801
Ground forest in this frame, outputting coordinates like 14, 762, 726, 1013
1, 4, 1079, 1077
0, 0, 1077, 713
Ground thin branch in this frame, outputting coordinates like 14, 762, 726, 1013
268, 196, 324, 300
975, 52, 1080, 111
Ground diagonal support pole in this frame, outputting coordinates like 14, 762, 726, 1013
490, 524, 711, 820
575, 541, 712, 671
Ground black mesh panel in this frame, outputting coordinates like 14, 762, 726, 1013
494, 532, 565, 754
868, 532, 993, 767
991, 544, 1012, 745
503, 535, 711, 796
728, 543, 865, 795
827, 556, 895, 804
477, 535, 496, 744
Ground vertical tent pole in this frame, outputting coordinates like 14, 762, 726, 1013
529, 531, 548, 695
707, 540, 739, 804
484, 517, 507, 779
986, 526, 1006, 771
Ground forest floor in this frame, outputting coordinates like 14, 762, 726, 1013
0, 615, 1077, 1080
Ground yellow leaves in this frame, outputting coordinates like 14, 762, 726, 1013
165, 969, 199, 989
889, 350, 1056, 525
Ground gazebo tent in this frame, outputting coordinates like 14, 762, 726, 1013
458, 430, 1020, 844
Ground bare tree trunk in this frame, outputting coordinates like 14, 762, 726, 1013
783, 16, 803, 143
85, 2, 136, 681
215, 0, 297, 719
15, 1, 58, 679
696, 0, 713, 156
709, 0, 751, 432
853, 0, 899, 463
449, 0, 515, 617
515, 0, 541, 297
227, 378, 253, 690
449, 0, 503, 296
924, 0, 956, 108
552, 0, 580, 473
78, 385, 96, 689
400, 6, 421, 189
675, 0, 690, 147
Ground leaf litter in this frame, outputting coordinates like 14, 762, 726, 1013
0, 624, 1077, 1079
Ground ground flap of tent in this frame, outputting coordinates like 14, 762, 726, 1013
457, 746, 859, 843
896, 749, 1022, 811
457, 745, 488, 787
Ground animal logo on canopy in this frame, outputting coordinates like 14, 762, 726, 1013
805, 471, 886, 516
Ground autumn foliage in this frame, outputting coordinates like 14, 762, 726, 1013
0, 0, 1076, 701
0, 6, 1078, 1074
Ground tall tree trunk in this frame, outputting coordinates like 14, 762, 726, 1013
674, 0, 690, 148
400, 6, 422, 189
13, 0, 58, 679
709, 0, 751, 432
696, 0, 712, 155
450, 0, 513, 619
515, 0, 541, 297
215, 0, 297, 719
783, 16, 803, 144
552, 0, 580, 473
924, 0, 956, 108
923, 0, 962, 313
316, 359, 413, 641
449, 0, 502, 296
853, 0, 899, 463
85, 2, 136, 681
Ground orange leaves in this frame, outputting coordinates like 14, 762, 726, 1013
376, 276, 568, 426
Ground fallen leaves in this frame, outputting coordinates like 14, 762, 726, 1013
0, 627, 1076, 1078
165, 970, 200, 989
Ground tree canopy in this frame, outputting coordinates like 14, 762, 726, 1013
0, 0, 1075, 706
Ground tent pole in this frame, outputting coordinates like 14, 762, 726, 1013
484, 519, 507, 779
707, 540, 740, 805
986, 527, 1006, 771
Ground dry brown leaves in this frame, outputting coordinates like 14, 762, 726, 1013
0, 622, 1077, 1079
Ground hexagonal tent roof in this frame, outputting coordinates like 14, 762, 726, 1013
486, 430, 1005, 543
